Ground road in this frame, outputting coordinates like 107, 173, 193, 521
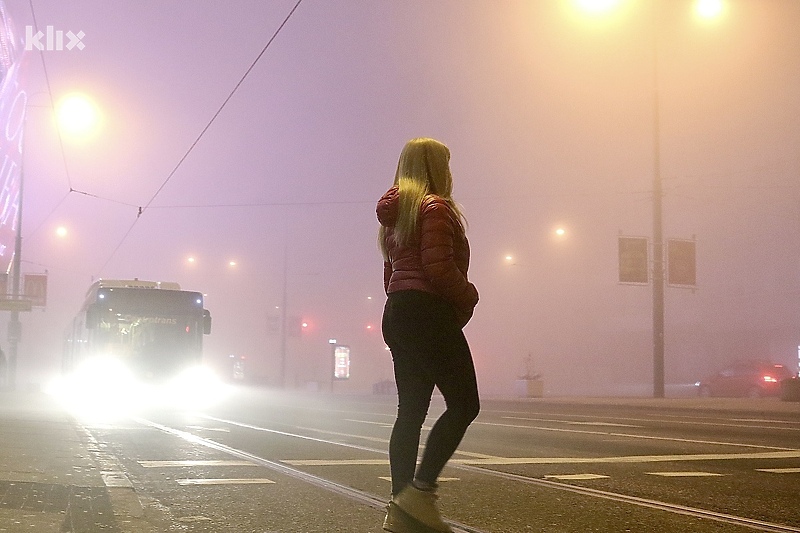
80, 387, 800, 532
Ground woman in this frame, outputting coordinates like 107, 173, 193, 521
377, 138, 480, 533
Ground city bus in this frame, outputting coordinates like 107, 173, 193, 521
63, 279, 212, 381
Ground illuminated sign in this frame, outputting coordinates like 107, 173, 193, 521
0, 2, 26, 275
333, 345, 350, 380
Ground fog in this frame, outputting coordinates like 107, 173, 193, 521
4, 0, 799, 396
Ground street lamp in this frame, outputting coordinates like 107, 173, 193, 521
56, 92, 102, 141
575, 0, 723, 397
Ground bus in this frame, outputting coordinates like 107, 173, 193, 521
64, 279, 212, 381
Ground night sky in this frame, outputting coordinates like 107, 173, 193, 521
4, 0, 799, 396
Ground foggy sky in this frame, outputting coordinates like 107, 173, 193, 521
6, 0, 800, 396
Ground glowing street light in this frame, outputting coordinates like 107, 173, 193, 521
695, 0, 724, 20
55, 226, 67, 238
573, 0, 724, 398
56, 92, 102, 140
575, 0, 621, 15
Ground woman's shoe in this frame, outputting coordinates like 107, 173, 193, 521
390, 486, 453, 532
383, 501, 417, 532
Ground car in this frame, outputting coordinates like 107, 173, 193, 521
695, 360, 793, 398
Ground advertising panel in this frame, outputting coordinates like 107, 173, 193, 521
0, 2, 26, 276
333, 345, 350, 380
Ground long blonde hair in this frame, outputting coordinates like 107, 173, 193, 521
379, 138, 467, 258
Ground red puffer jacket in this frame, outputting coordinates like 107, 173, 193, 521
377, 187, 479, 326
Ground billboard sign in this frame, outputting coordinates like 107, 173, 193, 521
333, 345, 350, 380
0, 2, 26, 275
23, 272, 46, 307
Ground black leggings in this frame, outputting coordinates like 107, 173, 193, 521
382, 290, 480, 496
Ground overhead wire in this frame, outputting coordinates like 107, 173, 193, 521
96, 0, 305, 275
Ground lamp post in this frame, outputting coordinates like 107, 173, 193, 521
651, 0, 666, 398
3, 92, 101, 389
575, 0, 722, 397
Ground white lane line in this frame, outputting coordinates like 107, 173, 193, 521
295, 425, 389, 444
452, 450, 800, 465
485, 410, 800, 433
139, 460, 256, 468
477, 420, 797, 450
344, 419, 396, 429
176, 478, 275, 486
305, 422, 499, 459
756, 467, 800, 473
379, 476, 459, 482
186, 425, 230, 433
283, 450, 800, 467
286, 459, 388, 466
504, 417, 641, 428
544, 474, 609, 481
646, 472, 724, 477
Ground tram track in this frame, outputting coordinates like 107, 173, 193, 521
132, 417, 489, 533
131, 415, 800, 533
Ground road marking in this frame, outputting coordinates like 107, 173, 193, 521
283, 450, 800, 467
176, 478, 276, 486
344, 418, 396, 429
133, 417, 491, 533
295, 425, 389, 444
186, 425, 230, 433
286, 459, 388, 466
646, 472, 724, 477
486, 410, 800, 433
756, 467, 800, 474
477, 420, 797, 450
139, 460, 256, 468
450, 450, 800, 465
504, 417, 641, 428
379, 476, 459, 482
544, 474, 609, 480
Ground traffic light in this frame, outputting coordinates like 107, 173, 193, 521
618, 236, 649, 284
667, 239, 696, 286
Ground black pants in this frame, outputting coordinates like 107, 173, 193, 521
382, 290, 480, 496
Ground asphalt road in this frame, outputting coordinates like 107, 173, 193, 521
80, 387, 800, 532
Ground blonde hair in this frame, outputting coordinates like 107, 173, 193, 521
379, 138, 466, 258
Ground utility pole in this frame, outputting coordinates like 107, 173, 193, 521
651, 0, 665, 398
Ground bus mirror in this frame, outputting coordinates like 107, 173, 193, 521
203, 310, 212, 335
85, 304, 100, 329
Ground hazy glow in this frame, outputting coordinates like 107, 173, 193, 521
46, 359, 230, 417
575, 0, 621, 15
695, 0, 723, 19
228, 260, 237, 267
555, 228, 566, 237
55, 226, 67, 238
57, 93, 102, 139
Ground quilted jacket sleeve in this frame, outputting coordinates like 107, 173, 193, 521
419, 199, 479, 324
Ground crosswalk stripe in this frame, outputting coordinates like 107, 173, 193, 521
176, 478, 275, 486
647, 472, 723, 477
755, 467, 800, 473
139, 460, 256, 467
544, 474, 609, 480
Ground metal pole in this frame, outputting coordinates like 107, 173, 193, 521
7, 153, 24, 391
651, 0, 665, 398
279, 225, 287, 388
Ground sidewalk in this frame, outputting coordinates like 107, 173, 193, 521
0, 390, 143, 533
